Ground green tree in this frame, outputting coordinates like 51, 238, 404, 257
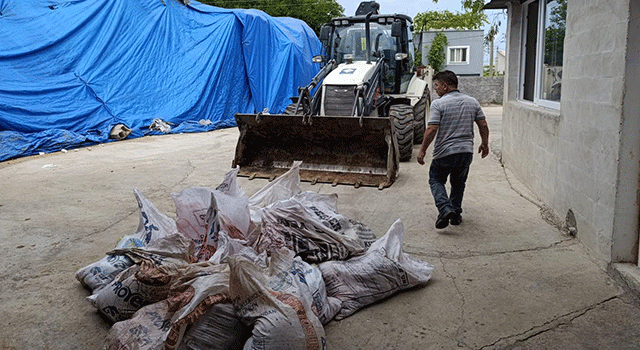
414, 0, 487, 70
199, 0, 344, 33
484, 22, 499, 76
428, 32, 448, 73
414, 49, 423, 67
414, 0, 487, 32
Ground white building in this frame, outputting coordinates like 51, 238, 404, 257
417, 30, 485, 76
496, 50, 506, 74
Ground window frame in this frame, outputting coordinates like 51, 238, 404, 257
518, 0, 562, 110
447, 45, 470, 65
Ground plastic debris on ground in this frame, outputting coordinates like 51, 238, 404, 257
75, 163, 434, 349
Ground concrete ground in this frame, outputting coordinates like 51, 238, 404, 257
1, 106, 640, 349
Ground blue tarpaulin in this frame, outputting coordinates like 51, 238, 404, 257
0, 0, 321, 161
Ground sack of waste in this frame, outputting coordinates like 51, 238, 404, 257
177, 303, 251, 350
173, 188, 250, 261
215, 166, 245, 198
244, 161, 302, 245
256, 191, 368, 263
90, 233, 195, 322
229, 248, 327, 350
208, 230, 267, 268
76, 189, 179, 292
110, 232, 196, 268
89, 260, 176, 323
83, 162, 436, 348
246, 163, 374, 262
248, 161, 302, 210
292, 191, 377, 249
319, 219, 434, 320
173, 187, 250, 247
104, 263, 233, 350
294, 258, 341, 325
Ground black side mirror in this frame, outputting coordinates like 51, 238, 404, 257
319, 25, 331, 42
391, 21, 403, 38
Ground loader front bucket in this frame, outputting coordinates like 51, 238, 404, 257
232, 113, 399, 189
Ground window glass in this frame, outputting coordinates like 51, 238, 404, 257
399, 26, 415, 93
448, 46, 469, 64
519, 0, 566, 107
333, 23, 395, 64
522, 1, 539, 101
541, 0, 566, 101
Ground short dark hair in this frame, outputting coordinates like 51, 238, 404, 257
433, 70, 458, 88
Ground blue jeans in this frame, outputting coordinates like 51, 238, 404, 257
429, 153, 473, 216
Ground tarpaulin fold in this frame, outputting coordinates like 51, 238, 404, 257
0, 0, 321, 161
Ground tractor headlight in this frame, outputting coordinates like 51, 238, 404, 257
395, 53, 408, 61
312, 55, 324, 63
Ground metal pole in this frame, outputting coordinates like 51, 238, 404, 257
365, 12, 372, 64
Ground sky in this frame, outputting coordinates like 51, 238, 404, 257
338, 0, 462, 18
337, 0, 508, 61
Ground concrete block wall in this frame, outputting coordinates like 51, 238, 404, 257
501, 0, 634, 263
458, 76, 504, 105
502, 102, 561, 203
613, 0, 640, 262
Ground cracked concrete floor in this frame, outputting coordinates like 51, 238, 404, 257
1, 106, 639, 349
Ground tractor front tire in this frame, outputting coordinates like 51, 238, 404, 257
413, 88, 430, 144
390, 104, 414, 162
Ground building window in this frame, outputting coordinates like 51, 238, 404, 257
520, 0, 566, 108
447, 46, 470, 64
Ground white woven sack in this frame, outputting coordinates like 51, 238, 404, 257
104, 263, 231, 350
172, 188, 250, 260
256, 192, 366, 262
229, 248, 326, 350
215, 166, 245, 198
75, 188, 178, 292
319, 219, 435, 320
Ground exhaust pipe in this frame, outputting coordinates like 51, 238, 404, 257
365, 12, 372, 64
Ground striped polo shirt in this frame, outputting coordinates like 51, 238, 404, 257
428, 90, 485, 160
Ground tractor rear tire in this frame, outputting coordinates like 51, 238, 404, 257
413, 88, 430, 145
390, 104, 414, 162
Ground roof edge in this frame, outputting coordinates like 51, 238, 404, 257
483, 0, 510, 10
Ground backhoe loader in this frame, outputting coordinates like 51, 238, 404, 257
232, 1, 431, 189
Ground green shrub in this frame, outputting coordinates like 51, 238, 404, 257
414, 48, 423, 67
428, 32, 448, 73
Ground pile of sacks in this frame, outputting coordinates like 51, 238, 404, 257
75, 161, 435, 350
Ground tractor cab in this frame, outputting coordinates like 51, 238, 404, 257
319, 10, 415, 94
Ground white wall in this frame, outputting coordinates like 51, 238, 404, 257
613, 0, 640, 262
496, 51, 506, 74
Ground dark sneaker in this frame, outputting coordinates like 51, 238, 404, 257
435, 210, 455, 229
450, 213, 462, 225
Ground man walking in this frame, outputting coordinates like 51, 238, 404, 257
417, 70, 490, 229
